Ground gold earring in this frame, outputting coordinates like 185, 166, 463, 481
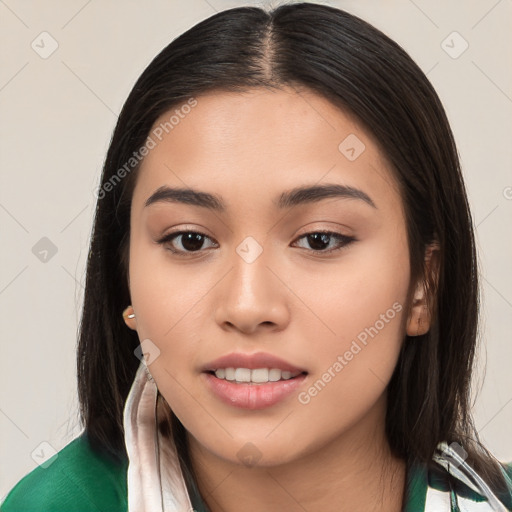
123, 305, 135, 319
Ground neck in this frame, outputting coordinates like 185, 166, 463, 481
187, 397, 407, 512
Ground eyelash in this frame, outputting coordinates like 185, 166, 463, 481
156, 229, 356, 257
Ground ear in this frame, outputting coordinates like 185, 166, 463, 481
122, 305, 137, 331
406, 242, 439, 337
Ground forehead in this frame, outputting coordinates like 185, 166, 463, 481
133, 86, 400, 213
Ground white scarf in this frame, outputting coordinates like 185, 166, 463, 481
123, 359, 199, 512
122, 359, 508, 512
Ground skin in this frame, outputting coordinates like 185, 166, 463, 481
124, 86, 432, 512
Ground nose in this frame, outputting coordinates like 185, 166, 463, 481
213, 246, 291, 335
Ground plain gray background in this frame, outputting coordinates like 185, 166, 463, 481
1, 0, 511, 500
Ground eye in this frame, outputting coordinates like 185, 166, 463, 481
157, 229, 355, 257
157, 230, 217, 256
292, 231, 356, 254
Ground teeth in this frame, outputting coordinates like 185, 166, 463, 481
234, 368, 251, 382
213, 367, 301, 384
269, 369, 281, 381
251, 368, 268, 383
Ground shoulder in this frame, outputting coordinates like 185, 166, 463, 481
1, 433, 128, 512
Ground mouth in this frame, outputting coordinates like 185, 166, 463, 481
201, 352, 308, 408
205, 367, 308, 385
202, 367, 308, 410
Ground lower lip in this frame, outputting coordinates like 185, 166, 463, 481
202, 372, 307, 410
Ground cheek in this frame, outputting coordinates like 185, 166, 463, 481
285, 249, 409, 456
128, 237, 224, 399
128, 235, 202, 336
294, 229, 410, 359
287, 231, 410, 428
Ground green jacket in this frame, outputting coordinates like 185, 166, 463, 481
1, 433, 511, 511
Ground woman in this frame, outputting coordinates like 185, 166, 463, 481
1, 3, 511, 511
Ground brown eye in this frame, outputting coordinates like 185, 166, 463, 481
157, 231, 217, 255
157, 230, 355, 257
293, 231, 355, 253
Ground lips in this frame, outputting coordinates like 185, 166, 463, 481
201, 352, 308, 409
202, 372, 308, 409
201, 351, 307, 374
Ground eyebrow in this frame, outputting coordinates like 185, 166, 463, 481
144, 183, 376, 211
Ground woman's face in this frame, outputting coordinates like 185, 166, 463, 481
127, 86, 414, 467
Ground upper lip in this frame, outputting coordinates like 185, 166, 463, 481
202, 352, 307, 373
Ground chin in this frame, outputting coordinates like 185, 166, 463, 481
193, 433, 312, 470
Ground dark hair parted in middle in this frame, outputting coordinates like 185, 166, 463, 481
77, 1, 508, 496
